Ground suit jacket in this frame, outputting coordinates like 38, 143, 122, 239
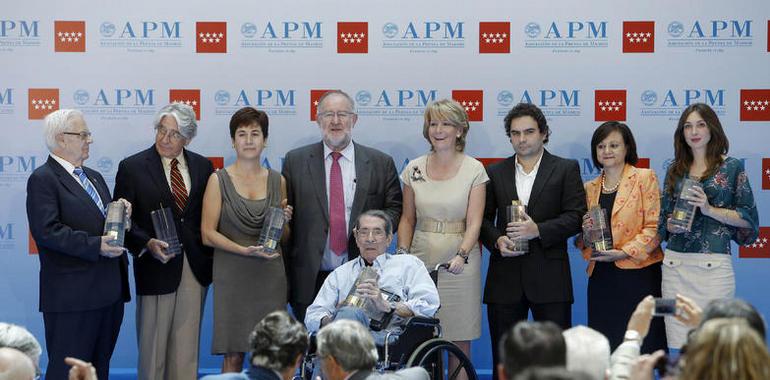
26, 156, 130, 312
480, 149, 586, 304
579, 164, 663, 276
282, 141, 403, 305
349, 368, 430, 380
113, 146, 214, 295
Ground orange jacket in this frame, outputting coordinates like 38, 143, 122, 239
580, 164, 663, 276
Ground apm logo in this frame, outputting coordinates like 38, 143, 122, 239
0, 20, 40, 49
0, 88, 13, 115
640, 89, 726, 118
667, 19, 753, 51
353, 89, 438, 121
213, 89, 297, 117
0, 155, 39, 186
71, 88, 156, 119
0, 223, 14, 251
240, 21, 323, 50
496, 89, 580, 118
99, 20, 182, 50
523, 20, 608, 52
381, 20, 464, 52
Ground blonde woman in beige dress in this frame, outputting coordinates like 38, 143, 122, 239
397, 99, 488, 379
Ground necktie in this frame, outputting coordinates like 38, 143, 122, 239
329, 152, 347, 256
73, 167, 106, 216
170, 158, 188, 213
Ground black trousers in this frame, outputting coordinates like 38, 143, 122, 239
291, 270, 333, 324
487, 298, 571, 380
43, 301, 124, 380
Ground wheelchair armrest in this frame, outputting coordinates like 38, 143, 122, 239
405, 316, 440, 328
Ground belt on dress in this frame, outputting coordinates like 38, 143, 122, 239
415, 218, 466, 234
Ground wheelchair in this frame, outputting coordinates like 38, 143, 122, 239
299, 263, 478, 380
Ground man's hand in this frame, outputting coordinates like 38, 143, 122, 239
674, 293, 702, 328
356, 279, 390, 312
65, 357, 97, 380
627, 295, 655, 340
99, 236, 124, 258
506, 213, 539, 240
146, 238, 173, 263
496, 235, 526, 257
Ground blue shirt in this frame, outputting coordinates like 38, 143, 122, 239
305, 253, 440, 332
659, 157, 759, 254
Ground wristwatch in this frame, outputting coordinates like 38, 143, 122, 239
396, 247, 410, 255
623, 329, 641, 344
456, 248, 469, 264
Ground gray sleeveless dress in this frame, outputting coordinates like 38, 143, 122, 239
212, 168, 287, 354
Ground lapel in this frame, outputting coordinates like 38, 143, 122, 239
501, 156, 519, 203
183, 149, 201, 208
145, 146, 177, 212
349, 142, 370, 234
526, 149, 555, 210
612, 164, 637, 219
307, 142, 329, 223
48, 156, 105, 220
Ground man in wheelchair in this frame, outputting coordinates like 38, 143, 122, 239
304, 209, 440, 346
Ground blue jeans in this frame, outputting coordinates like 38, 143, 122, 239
334, 306, 402, 345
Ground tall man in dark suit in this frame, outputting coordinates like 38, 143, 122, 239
282, 90, 403, 322
26, 109, 131, 380
113, 103, 214, 380
480, 103, 586, 380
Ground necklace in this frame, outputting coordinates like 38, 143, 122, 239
601, 171, 620, 193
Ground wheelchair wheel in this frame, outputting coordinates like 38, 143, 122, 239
406, 338, 478, 380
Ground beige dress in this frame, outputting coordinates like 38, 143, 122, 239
400, 154, 489, 341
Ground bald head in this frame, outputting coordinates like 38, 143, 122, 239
0, 347, 35, 380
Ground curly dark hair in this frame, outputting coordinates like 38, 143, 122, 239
503, 103, 550, 143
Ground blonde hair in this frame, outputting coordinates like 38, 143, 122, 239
681, 318, 770, 380
422, 99, 470, 152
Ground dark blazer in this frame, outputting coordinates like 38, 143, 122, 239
480, 149, 586, 305
113, 146, 214, 295
282, 141, 403, 305
26, 156, 130, 312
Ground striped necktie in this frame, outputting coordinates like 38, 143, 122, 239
73, 167, 106, 216
170, 158, 189, 213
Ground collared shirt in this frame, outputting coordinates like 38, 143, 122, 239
514, 150, 544, 206
160, 152, 191, 196
50, 153, 97, 192
321, 142, 357, 271
305, 253, 440, 332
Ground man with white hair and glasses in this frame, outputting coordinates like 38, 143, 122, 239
113, 103, 215, 380
26, 109, 131, 379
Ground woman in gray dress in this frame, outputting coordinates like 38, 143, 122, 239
201, 107, 292, 373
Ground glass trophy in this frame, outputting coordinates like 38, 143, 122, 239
506, 200, 529, 253
256, 207, 285, 253
339, 267, 385, 322
585, 206, 614, 257
670, 178, 701, 232
103, 201, 128, 247
150, 207, 182, 257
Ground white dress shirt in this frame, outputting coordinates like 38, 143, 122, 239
321, 142, 356, 271
514, 150, 544, 206
305, 253, 440, 332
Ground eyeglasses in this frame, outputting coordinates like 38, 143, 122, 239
155, 126, 186, 142
62, 131, 92, 140
353, 228, 387, 240
318, 111, 355, 121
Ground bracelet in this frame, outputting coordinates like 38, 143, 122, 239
456, 248, 469, 264
396, 247, 410, 255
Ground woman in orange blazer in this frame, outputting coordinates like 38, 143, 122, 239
579, 121, 667, 353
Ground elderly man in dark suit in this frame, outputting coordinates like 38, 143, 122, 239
26, 109, 131, 380
282, 90, 403, 322
480, 103, 586, 380
113, 103, 214, 380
